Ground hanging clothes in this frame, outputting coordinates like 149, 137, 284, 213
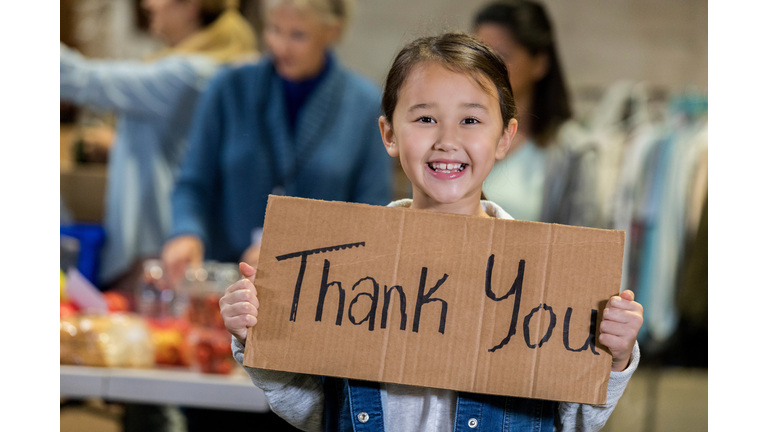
579, 84, 708, 348
633, 110, 707, 346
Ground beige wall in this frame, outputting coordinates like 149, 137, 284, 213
335, 0, 707, 117
70, 0, 707, 118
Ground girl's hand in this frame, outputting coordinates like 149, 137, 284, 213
599, 290, 644, 372
219, 262, 260, 345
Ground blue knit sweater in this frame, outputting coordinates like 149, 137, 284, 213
170, 55, 392, 262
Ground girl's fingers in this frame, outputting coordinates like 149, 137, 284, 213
224, 288, 258, 306
224, 278, 256, 295
602, 307, 643, 325
598, 333, 632, 352
221, 301, 259, 318
240, 262, 257, 284
606, 295, 643, 312
599, 320, 634, 337
227, 314, 257, 330
619, 290, 634, 302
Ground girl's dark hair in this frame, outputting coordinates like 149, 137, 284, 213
381, 32, 517, 131
474, 0, 572, 147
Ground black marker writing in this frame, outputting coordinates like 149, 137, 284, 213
523, 303, 557, 349
381, 285, 407, 331
277, 241, 365, 322
486, 256, 526, 352
348, 277, 380, 331
412, 267, 449, 334
563, 308, 600, 355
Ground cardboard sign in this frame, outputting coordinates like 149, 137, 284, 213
244, 196, 625, 405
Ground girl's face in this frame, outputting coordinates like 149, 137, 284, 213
264, 4, 341, 82
475, 23, 549, 99
379, 62, 517, 215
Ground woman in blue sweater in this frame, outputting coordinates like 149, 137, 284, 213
163, 0, 391, 282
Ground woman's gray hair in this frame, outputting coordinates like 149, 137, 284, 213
264, 0, 354, 32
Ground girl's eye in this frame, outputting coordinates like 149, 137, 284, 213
462, 117, 481, 125
417, 117, 436, 124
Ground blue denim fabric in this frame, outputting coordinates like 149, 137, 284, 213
322, 377, 556, 432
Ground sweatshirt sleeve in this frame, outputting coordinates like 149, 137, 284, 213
60, 43, 214, 118
232, 337, 325, 432
554, 341, 640, 432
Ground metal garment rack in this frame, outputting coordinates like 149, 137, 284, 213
60, 365, 269, 413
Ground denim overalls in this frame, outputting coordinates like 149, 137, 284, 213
322, 378, 556, 432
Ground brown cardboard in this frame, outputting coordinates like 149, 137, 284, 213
60, 164, 107, 223
243, 196, 625, 405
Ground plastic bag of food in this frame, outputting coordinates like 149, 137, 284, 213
60, 313, 154, 368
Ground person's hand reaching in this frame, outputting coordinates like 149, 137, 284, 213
240, 243, 261, 269
162, 235, 204, 285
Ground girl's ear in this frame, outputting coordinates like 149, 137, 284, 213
379, 116, 399, 157
495, 118, 518, 160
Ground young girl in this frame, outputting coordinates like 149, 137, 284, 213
220, 32, 643, 432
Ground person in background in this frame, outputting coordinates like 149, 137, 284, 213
162, 0, 391, 283
474, 0, 599, 227
60, 0, 258, 291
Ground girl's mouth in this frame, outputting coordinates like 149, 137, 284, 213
427, 162, 467, 173
426, 162, 468, 180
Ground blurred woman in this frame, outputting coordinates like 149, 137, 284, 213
60, 0, 257, 288
162, 0, 391, 282
475, 0, 598, 226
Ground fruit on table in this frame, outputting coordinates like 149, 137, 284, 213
103, 291, 130, 313
147, 318, 191, 367
60, 301, 78, 319
189, 327, 234, 375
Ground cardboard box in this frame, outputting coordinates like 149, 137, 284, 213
244, 196, 624, 404
60, 164, 107, 223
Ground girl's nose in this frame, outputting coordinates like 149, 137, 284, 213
433, 124, 460, 152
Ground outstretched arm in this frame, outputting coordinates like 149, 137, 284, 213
60, 43, 214, 117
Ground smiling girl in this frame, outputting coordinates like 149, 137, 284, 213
220, 32, 643, 432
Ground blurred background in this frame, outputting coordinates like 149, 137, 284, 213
59, 0, 707, 431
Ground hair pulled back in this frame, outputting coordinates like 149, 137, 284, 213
264, 0, 353, 32
381, 32, 516, 130
474, 0, 571, 146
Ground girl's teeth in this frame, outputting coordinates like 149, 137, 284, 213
429, 162, 466, 172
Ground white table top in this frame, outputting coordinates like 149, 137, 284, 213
60, 365, 269, 412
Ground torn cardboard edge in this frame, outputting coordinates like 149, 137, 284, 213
244, 196, 624, 405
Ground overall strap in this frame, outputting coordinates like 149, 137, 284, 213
346, 379, 385, 432
454, 393, 556, 432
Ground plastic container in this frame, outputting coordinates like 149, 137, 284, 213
181, 262, 240, 330
135, 260, 183, 319
178, 262, 240, 373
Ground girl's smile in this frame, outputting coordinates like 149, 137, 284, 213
426, 159, 468, 180
380, 61, 517, 216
